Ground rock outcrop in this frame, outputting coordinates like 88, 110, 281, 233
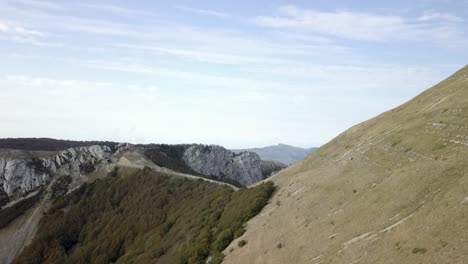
0, 145, 111, 198
183, 145, 285, 186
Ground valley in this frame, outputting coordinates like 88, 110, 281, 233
0, 140, 283, 264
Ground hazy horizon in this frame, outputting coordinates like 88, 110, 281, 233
1, 0, 467, 148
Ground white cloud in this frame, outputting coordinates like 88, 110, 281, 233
0, 19, 43, 37
255, 5, 466, 45
0, 19, 46, 44
417, 11, 464, 22
80, 59, 304, 92
113, 43, 341, 65
77, 3, 157, 18
11, 0, 62, 10
114, 44, 266, 65
175, 5, 230, 18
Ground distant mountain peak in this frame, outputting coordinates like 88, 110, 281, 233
233, 144, 317, 165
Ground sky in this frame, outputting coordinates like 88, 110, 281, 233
0, 0, 467, 148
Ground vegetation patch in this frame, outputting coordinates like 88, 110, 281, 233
79, 161, 97, 174
15, 167, 275, 264
412, 247, 427, 254
142, 144, 198, 175
51, 175, 72, 199
238, 240, 247, 247
432, 142, 447, 151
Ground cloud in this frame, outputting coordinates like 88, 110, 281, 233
113, 43, 342, 65
77, 3, 157, 18
80, 59, 303, 92
255, 5, 466, 45
0, 19, 43, 37
417, 11, 464, 22
175, 5, 230, 18
11, 0, 62, 10
0, 19, 46, 44
114, 44, 268, 65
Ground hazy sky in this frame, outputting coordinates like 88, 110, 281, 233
1, 0, 467, 148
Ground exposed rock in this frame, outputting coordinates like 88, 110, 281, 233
0, 145, 111, 197
183, 145, 286, 186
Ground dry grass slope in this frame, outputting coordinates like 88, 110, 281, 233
222, 65, 468, 264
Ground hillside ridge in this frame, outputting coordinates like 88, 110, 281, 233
222, 65, 468, 264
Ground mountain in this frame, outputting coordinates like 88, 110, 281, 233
222, 66, 468, 264
0, 140, 285, 191
233, 144, 317, 165
141, 144, 285, 187
0, 141, 282, 263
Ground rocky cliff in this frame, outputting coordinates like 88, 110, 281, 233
183, 145, 285, 186
0, 145, 112, 200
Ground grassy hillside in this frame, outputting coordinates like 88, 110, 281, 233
14, 167, 274, 264
223, 66, 468, 264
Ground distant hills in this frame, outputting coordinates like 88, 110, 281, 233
233, 144, 317, 165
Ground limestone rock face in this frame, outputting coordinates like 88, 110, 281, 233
0, 145, 111, 197
183, 145, 285, 186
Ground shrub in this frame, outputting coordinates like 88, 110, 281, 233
214, 229, 233, 251
238, 240, 247, 247
412, 247, 427, 254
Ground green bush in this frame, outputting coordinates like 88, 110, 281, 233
412, 247, 427, 254
214, 229, 233, 251
238, 240, 247, 247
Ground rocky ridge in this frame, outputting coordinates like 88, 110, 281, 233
183, 144, 286, 186
0, 145, 112, 200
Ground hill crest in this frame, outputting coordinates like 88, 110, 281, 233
222, 65, 468, 264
